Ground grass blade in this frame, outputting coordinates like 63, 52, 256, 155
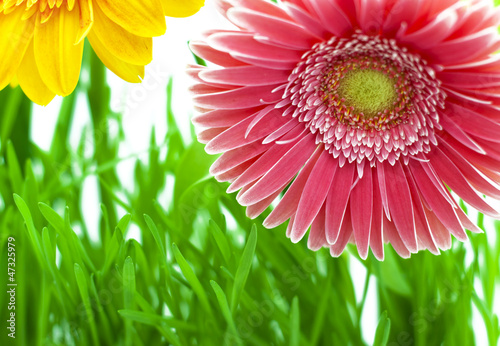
13, 194, 45, 268
290, 296, 300, 346
210, 280, 241, 345
373, 311, 391, 346
209, 220, 231, 264
123, 257, 136, 346
118, 310, 182, 346
74, 263, 100, 346
172, 243, 212, 314
231, 225, 257, 313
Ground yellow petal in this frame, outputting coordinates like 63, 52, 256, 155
10, 76, 19, 88
17, 40, 56, 106
98, 0, 166, 38
0, 7, 35, 90
67, 0, 75, 11
75, 0, 94, 44
161, 0, 204, 18
40, 6, 55, 23
2, 0, 18, 14
91, 1, 152, 65
34, 5, 84, 96
87, 30, 144, 83
22, 5, 38, 20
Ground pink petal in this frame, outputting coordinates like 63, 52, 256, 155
238, 134, 318, 205
282, 2, 331, 40
444, 54, 500, 71
210, 141, 271, 175
428, 28, 499, 65
325, 162, 355, 244
230, 53, 299, 70
286, 214, 296, 239
193, 84, 282, 110
419, 159, 456, 205
474, 138, 500, 161
376, 163, 391, 220
263, 148, 322, 228
439, 139, 500, 199
187, 65, 240, 90
410, 161, 468, 241
350, 163, 373, 259
227, 8, 320, 49
449, 1, 493, 38
199, 66, 290, 86
439, 112, 486, 154
428, 148, 500, 218
330, 209, 353, 257
423, 207, 452, 250
228, 135, 301, 193
231, 0, 293, 21
307, 204, 327, 251
439, 70, 500, 89
308, 0, 353, 36
445, 102, 500, 143
425, 0, 460, 18
400, 9, 457, 49
206, 108, 288, 154
189, 41, 247, 67
189, 83, 230, 96
208, 32, 304, 62
290, 150, 337, 243
383, 215, 411, 258
263, 121, 302, 144
215, 157, 259, 183
383, 161, 417, 252
193, 107, 262, 128
370, 169, 385, 260
441, 134, 500, 174
213, 0, 233, 18
455, 208, 482, 234
355, 0, 385, 33
246, 189, 283, 219
383, 0, 420, 33
197, 128, 226, 144
404, 165, 440, 255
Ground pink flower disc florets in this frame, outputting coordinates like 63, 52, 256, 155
281, 33, 446, 167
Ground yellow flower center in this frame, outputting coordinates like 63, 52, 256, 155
337, 69, 397, 119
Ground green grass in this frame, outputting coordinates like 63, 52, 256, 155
0, 48, 499, 346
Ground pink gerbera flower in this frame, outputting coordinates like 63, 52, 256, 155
188, 0, 500, 259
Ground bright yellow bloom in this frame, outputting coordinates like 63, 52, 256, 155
0, 0, 204, 105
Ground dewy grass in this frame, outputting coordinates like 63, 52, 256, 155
0, 49, 499, 346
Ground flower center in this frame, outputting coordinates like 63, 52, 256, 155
316, 52, 415, 131
281, 33, 446, 166
336, 69, 397, 119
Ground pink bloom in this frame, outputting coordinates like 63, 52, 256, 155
188, 0, 500, 259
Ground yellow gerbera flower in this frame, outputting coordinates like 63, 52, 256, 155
0, 0, 204, 105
